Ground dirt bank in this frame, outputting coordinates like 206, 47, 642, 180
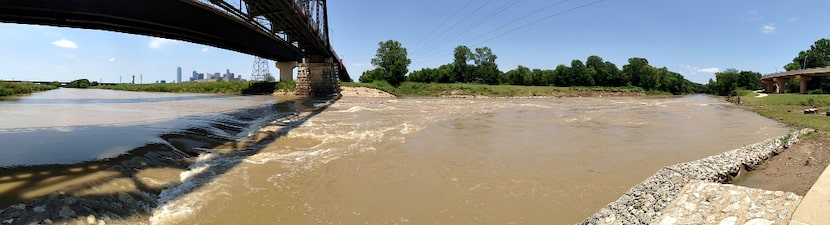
272, 87, 396, 98
338, 86, 396, 98
735, 132, 830, 195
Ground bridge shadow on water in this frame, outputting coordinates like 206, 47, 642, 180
0, 95, 339, 224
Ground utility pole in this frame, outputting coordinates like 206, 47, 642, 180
132, 75, 135, 84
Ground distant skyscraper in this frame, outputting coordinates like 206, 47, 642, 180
177, 67, 182, 83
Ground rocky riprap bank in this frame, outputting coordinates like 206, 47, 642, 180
580, 128, 814, 225
655, 180, 801, 225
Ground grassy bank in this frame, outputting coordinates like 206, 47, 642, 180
342, 81, 655, 97
93, 81, 295, 95
0, 82, 58, 97
740, 92, 830, 131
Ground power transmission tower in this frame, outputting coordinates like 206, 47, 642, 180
251, 57, 272, 81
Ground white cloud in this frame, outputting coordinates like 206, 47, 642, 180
108, 58, 116, 62
788, 17, 800, 24
762, 24, 776, 34
201, 47, 209, 53
745, 10, 762, 21
52, 39, 78, 49
148, 37, 177, 49
697, 67, 720, 73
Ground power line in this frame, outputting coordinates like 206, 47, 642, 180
472, 0, 608, 46
413, 0, 609, 62
412, 0, 522, 59
409, 0, 473, 50
413, 0, 574, 60
464, 0, 573, 46
410, 0, 495, 55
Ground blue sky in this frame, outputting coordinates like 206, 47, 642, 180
1, 0, 829, 84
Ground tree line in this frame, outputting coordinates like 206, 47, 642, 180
360, 40, 705, 94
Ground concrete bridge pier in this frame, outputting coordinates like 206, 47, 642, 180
797, 75, 811, 94
773, 78, 790, 94
761, 80, 775, 93
276, 61, 298, 81
296, 55, 341, 97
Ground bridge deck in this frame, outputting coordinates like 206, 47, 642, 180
761, 66, 830, 80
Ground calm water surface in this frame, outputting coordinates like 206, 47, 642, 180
0, 89, 788, 224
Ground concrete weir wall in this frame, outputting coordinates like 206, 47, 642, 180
579, 128, 815, 225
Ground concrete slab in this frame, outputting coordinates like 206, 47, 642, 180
789, 164, 830, 225
655, 180, 801, 225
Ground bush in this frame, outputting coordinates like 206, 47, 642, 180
807, 89, 823, 94
0, 82, 58, 96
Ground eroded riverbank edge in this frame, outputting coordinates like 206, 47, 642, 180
579, 128, 815, 225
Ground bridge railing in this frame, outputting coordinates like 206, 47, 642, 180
192, 0, 347, 78
194, 0, 298, 49
194, 0, 333, 56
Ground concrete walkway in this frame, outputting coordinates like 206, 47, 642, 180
789, 162, 830, 225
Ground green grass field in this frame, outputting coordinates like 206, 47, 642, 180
341, 81, 653, 97
93, 81, 295, 95
740, 92, 830, 131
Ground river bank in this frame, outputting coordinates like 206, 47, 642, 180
1, 93, 786, 224
341, 81, 655, 97
0, 82, 58, 98
579, 128, 814, 224
732, 92, 830, 195
580, 91, 830, 224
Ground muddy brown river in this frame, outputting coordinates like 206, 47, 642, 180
0, 89, 787, 224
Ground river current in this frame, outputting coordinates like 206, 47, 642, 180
0, 89, 787, 224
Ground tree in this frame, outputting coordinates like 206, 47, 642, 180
452, 45, 473, 83
737, 71, 762, 90
622, 57, 650, 87
407, 68, 434, 83
66, 79, 91, 88
472, 47, 500, 84
553, 64, 570, 86
603, 61, 623, 86
506, 65, 531, 85
359, 69, 384, 83
586, 55, 609, 86
712, 69, 740, 96
569, 59, 594, 86
370, 40, 411, 86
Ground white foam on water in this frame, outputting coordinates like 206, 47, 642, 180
518, 103, 553, 109
150, 151, 242, 225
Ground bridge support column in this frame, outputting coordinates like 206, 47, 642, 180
761, 80, 774, 93
276, 61, 298, 81
797, 75, 811, 94
773, 78, 789, 94
296, 56, 341, 97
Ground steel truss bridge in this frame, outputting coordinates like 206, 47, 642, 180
0, 0, 349, 96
